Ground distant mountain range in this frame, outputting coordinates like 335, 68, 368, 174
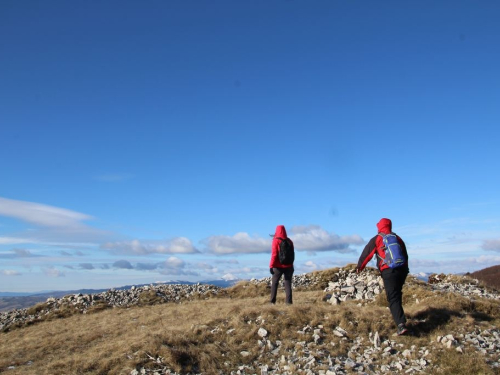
0, 279, 238, 312
0, 279, 237, 297
4, 266, 497, 313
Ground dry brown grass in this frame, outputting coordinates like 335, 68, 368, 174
470, 265, 500, 290
1, 269, 500, 375
224, 280, 269, 299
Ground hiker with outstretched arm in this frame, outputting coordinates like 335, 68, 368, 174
269, 225, 295, 305
356, 218, 410, 335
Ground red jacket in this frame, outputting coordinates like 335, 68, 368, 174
270, 225, 294, 269
357, 218, 408, 272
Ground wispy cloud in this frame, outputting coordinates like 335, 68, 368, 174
0, 197, 116, 244
112, 260, 134, 269
13, 248, 37, 257
216, 259, 240, 265
0, 248, 39, 259
43, 267, 65, 277
0, 197, 93, 228
408, 254, 500, 274
161, 256, 185, 269
109, 257, 193, 276
79, 263, 95, 270
0, 237, 36, 245
482, 239, 500, 252
397, 218, 498, 238
102, 238, 199, 255
303, 260, 319, 271
1, 269, 22, 276
197, 262, 219, 273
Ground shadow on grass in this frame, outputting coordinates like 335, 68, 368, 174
468, 310, 493, 322
409, 307, 493, 337
410, 308, 462, 336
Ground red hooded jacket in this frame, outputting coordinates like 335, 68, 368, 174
270, 225, 294, 269
357, 218, 408, 272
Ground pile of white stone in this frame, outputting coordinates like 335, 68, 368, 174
427, 273, 500, 300
249, 272, 326, 289
0, 283, 221, 332
324, 268, 383, 305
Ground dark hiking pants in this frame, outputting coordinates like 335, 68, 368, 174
381, 267, 409, 326
270, 267, 294, 304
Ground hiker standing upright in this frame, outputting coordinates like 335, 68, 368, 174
356, 218, 410, 335
269, 225, 295, 305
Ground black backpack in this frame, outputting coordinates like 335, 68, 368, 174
277, 237, 294, 265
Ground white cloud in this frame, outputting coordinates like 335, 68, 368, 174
0, 197, 115, 245
290, 225, 364, 252
221, 273, 239, 281
158, 256, 198, 276
0, 197, 93, 228
1, 270, 21, 276
408, 255, 500, 275
101, 238, 199, 255
0, 237, 35, 245
303, 260, 318, 270
204, 232, 270, 254
203, 226, 364, 255
162, 256, 185, 269
197, 262, 219, 273
43, 267, 65, 277
482, 239, 500, 252
465, 255, 500, 264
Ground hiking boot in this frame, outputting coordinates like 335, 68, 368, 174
397, 323, 409, 336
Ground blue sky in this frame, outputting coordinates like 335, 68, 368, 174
1, 1, 499, 293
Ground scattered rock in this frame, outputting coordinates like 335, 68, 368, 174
0, 283, 222, 332
258, 328, 268, 338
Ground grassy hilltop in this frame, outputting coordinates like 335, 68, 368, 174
1, 265, 499, 375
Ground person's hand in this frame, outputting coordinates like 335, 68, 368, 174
270, 268, 274, 275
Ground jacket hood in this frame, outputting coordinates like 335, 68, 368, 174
377, 218, 392, 234
274, 225, 288, 238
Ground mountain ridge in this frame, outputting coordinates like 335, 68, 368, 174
1, 265, 499, 375
0, 279, 237, 312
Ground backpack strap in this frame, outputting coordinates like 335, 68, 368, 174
376, 233, 387, 262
